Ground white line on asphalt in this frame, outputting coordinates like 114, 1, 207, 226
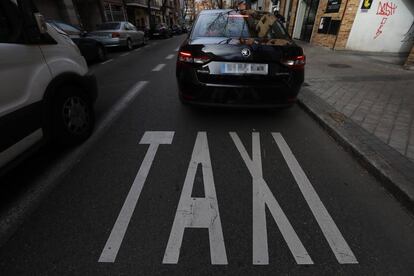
272, 133, 358, 264
134, 48, 141, 52
99, 131, 174, 263
175, 47, 179, 51
163, 132, 228, 265
121, 52, 130, 57
101, 58, 114, 65
230, 132, 313, 265
0, 80, 149, 248
152, 63, 166, 71
165, 54, 175, 59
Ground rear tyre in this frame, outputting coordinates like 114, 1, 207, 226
97, 45, 107, 62
126, 38, 133, 51
52, 86, 95, 146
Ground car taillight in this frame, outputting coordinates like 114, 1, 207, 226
178, 51, 211, 64
282, 55, 306, 69
112, 32, 121, 38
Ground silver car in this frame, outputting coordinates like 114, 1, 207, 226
88, 21, 146, 50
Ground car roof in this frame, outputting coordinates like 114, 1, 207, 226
199, 9, 232, 14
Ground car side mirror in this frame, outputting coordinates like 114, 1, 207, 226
34, 12, 47, 34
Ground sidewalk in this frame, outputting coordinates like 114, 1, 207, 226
296, 41, 414, 210
299, 42, 414, 163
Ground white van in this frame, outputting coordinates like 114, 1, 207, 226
0, 0, 97, 172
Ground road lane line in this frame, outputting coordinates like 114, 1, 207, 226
101, 58, 114, 65
272, 133, 358, 264
230, 132, 313, 265
163, 132, 228, 265
134, 48, 141, 52
165, 54, 175, 59
152, 63, 166, 71
121, 52, 130, 57
99, 131, 175, 263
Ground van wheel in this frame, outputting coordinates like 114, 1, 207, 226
52, 86, 94, 146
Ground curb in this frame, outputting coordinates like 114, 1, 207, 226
298, 89, 414, 213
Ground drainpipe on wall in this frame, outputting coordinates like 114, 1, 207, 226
332, 0, 349, 50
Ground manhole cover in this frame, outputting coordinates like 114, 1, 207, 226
328, 63, 352, 68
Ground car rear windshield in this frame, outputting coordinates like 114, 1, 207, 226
192, 10, 289, 40
96, 22, 121, 30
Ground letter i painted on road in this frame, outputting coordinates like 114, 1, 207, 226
98, 131, 175, 263
163, 132, 228, 265
230, 132, 313, 265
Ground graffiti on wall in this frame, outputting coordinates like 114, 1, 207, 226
374, 1, 397, 39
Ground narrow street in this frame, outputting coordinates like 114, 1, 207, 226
1, 35, 414, 275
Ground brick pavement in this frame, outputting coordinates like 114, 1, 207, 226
299, 42, 414, 162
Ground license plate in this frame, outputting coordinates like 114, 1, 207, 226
221, 63, 268, 75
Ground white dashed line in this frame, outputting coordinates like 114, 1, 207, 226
152, 63, 166, 71
101, 58, 113, 65
134, 48, 141, 52
121, 52, 130, 57
166, 54, 175, 60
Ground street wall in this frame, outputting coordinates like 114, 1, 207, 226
346, 0, 414, 53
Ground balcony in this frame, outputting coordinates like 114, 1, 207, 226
125, 0, 161, 9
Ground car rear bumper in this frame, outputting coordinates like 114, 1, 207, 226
89, 37, 127, 47
177, 66, 302, 107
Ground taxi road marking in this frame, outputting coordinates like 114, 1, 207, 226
98, 131, 175, 263
163, 132, 228, 265
272, 133, 358, 264
230, 132, 313, 265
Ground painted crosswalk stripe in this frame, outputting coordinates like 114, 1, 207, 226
98, 131, 175, 263
272, 133, 358, 264
166, 54, 175, 59
230, 132, 313, 265
152, 64, 166, 71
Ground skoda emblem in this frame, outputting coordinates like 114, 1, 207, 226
241, 48, 251, 57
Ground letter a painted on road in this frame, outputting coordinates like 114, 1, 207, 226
163, 132, 228, 265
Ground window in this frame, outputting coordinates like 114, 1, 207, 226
54, 22, 81, 35
97, 22, 121, 30
192, 11, 289, 40
0, 8, 11, 42
0, 0, 23, 43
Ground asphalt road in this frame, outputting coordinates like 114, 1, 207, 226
1, 35, 414, 275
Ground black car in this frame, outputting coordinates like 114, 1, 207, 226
150, 23, 172, 39
171, 24, 182, 35
176, 9, 305, 108
48, 20, 107, 62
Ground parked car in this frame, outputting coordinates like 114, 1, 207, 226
176, 9, 305, 108
47, 20, 107, 62
171, 24, 182, 35
150, 23, 172, 39
88, 21, 146, 51
0, 0, 97, 173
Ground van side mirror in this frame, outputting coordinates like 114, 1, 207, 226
34, 12, 47, 34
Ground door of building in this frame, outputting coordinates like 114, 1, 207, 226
293, 0, 320, 42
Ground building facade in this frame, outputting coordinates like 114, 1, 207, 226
278, 0, 414, 67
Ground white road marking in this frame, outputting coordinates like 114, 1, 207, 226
230, 132, 313, 265
121, 52, 130, 57
163, 132, 228, 265
165, 54, 175, 59
101, 58, 113, 65
98, 136, 175, 263
134, 48, 141, 52
152, 63, 166, 71
175, 47, 179, 51
272, 133, 358, 264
